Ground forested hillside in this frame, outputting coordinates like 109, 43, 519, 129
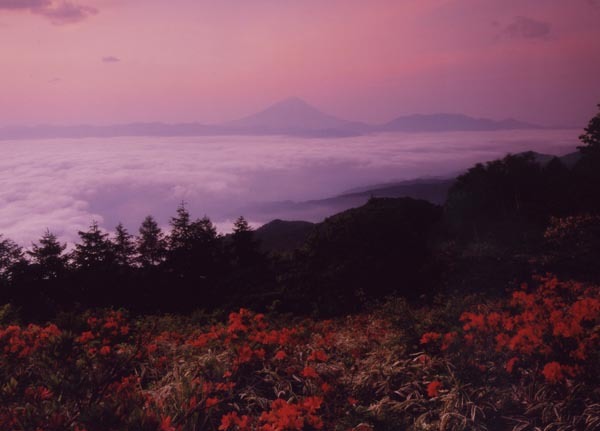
0, 105, 599, 430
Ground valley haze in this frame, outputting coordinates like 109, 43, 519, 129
0, 128, 579, 246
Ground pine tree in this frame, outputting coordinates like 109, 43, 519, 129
72, 221, 114, 270
188, 215, 220, 268
169, 202, 192, 252
578, 103, 600, 156
137, 216, 166, 268
231, 216, 261, 267
0, 234, 23, 284
28, 229, 67, 280
574, 104, 600, 212
190, 216, 218, 245
113, 223, 136, 268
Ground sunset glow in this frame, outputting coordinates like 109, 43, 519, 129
1, 0, 599, 127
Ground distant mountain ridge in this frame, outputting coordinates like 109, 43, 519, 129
246, 150, 580, 226
379, 113, 540, 132
255, 219, 315, 254
0, 97, 547, 140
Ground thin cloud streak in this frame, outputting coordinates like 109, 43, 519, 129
504, 16, 551, 40
0, 0, 97, 25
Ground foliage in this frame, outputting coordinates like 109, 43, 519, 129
444, 152, 575, 243
0, 274, 598, 430
574, 103, 600, 212
28, 230, 68, 280
578, 103, 600, 156
285, 197, 443, 315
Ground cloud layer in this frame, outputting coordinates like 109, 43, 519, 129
0, 0, 97, 25
0, 130, 579, 247
504, 16, 551, 40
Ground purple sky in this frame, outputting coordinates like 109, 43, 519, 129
1, 0, 599, 127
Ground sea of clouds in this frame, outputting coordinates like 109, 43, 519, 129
0, 129, 579, 246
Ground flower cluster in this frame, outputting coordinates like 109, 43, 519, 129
0, 275, 598, 430
421, 275, 599, 384
0, 323, 60, 358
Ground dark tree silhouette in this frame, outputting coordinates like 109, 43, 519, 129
445, 152, 551, 242
190, 216, 219, 245
28, 230, 67, 280
574, 103, 600, 212
578, 103, 600, 156
166, 203, 195, 281
222, 216, 273, 308
168, 202, 192, 252
72, 221, 114, 271
286, 198, 442, 315
0, 235, 23, 286
112, 223, 136, 268
188, 216, 220, 266
230, 216, 261, 267
137, 216, 166, 268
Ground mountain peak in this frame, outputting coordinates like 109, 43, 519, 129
226, 97, 355, 131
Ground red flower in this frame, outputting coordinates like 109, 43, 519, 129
218, 412, 250, 431
460, 312, 486, 331
427, 380, 442, 397
77, 331, 94, 343
441, 332, 457, 351
321, 382, 333, 393
274, 350, 287, 360
160, 416, 176, 431
308, 350, 328, 362
302, 396, 323, 414
219, 412, 238, 430
259, 399, 303, 430
542, 362, 564, 384
505, 357, 518, 373
420, 332, 441, 345
236, 344, 253, 364
205, 397, 219, 409
254, 348, 266, 360
302, 366, 318, 378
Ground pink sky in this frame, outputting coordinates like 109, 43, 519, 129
1, 0, 599, 127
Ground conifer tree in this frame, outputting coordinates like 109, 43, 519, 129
188, 215, 220, 268
169, 202, 192, 252
231, 216, 261, 267
190, 216, 218, 245
28, 229, 67, 279
578, 103, 600, 156
137, 216, 166, 268
113, 223, 136, 268
72, 221, 114, 270
0, 234, 23, 284
574, 103, 600, 211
